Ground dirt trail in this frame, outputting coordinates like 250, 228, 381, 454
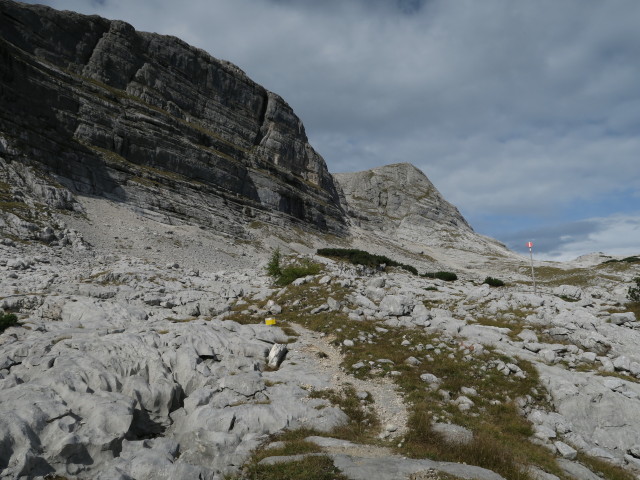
290, 323, 410, 440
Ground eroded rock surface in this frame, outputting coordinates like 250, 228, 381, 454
0, 0, 345, 236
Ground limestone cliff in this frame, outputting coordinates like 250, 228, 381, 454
0, 0, 345, 235
334, 163, 473, 242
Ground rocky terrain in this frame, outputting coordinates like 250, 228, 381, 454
2, 2, 640, 480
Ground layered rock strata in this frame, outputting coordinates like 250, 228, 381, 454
0, 0, 345, 235
334, 163, 509, 257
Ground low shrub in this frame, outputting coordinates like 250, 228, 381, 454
277, 261, 321, 286
484, 276, 505, 287
628, 277, 640, 303
421, 271, 458, 282
239, 455, 349, 480
316, 248, 417, 275
0, 312, 18, 333
603, 256, 640, 265
266, 249, 321, 286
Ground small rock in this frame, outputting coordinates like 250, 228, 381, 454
431, 423, 473, 445
420, 373, 440, 384
356, 391, 369, 400
460, 387, 477, 396
268, 344, 288, 368
518, 329, 539, 343
611, 312, 636, 325
405, 356, 421, 366
628, 444, 640, 458
554, 441, 577, 460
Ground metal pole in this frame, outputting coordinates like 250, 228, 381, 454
529, 245, 537, 295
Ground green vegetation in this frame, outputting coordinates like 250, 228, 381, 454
422, 271, 458, 282
628, 277, 640, 303
0, 312, 18, 333
309, 386, 379, 443
267, 249, 322, 286
577, 453, 636, 480
316, 248, 418, 275
229, 454, 349, 480
267, 248, 283, 277
603, 256, 640, 265
483, 276, 505, 287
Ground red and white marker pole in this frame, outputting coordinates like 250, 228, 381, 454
527, 241, 537, 295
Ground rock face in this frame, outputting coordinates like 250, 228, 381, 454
0, 0, 345, 235
335, 163, 471, 236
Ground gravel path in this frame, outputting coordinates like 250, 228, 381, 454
290, 323, 410, 439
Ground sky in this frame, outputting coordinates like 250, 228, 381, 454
23, 0, 640, 261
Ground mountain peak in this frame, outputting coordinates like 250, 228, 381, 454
334, 162, 472, 235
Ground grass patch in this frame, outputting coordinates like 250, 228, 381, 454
236, 454, 349, 480
528, 266, 598, 288
577, 453, 636, 480
309, 386, 379, 442
278, 261, 321, 286
267, 250, 322, 286
225, 429, 344, 480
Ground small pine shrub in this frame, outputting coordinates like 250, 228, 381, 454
629, 277, 640, 303
316, 248, 417, 275
484, 276, 505, 287
0, 312, 18, 333
422, 271, 457, 282
266, 248, 282, 278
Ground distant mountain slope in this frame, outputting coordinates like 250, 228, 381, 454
334, 163, 472, 234
333, 163, 510, 260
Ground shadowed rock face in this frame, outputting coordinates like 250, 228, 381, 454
0, 0, 345, 234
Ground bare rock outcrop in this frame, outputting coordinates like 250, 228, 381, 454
334, 163, 510, 258
0, 0, 345, 235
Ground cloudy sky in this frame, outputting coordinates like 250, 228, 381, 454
25, 0, 640, 261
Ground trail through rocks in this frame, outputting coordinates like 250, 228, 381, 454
289, 323, 410, 439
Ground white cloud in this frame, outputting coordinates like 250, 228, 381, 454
501, 214, 640, 261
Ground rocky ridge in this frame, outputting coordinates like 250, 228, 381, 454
334, 163, 514, 268
0, 0, 345, 238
